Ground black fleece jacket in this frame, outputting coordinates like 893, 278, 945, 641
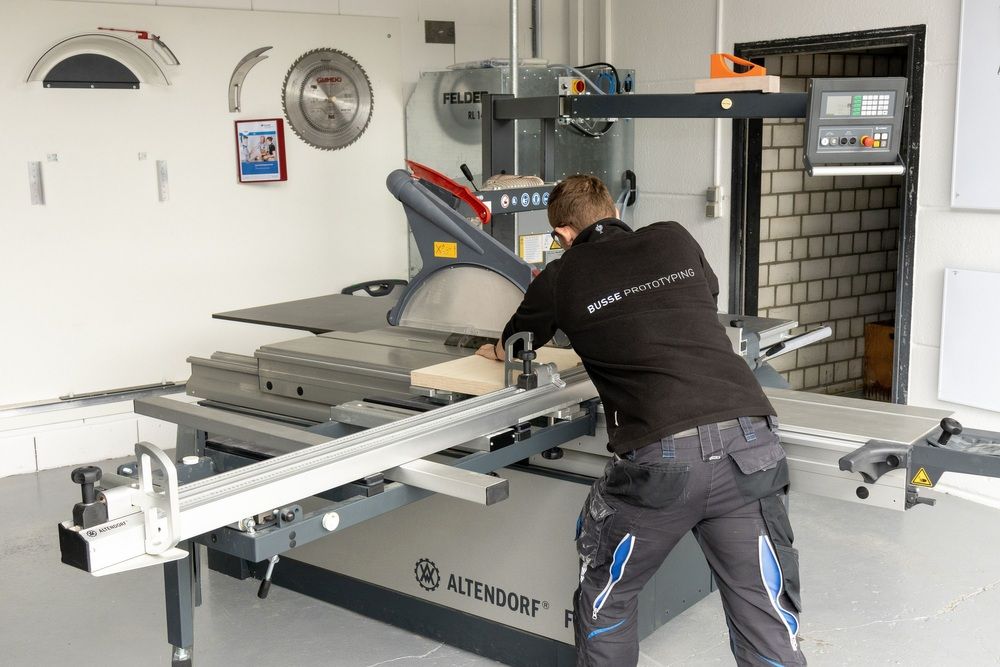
501, 218, 775, 455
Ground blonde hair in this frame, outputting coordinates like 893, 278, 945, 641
546, 175, 617, 233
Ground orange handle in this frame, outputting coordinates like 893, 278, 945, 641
710, 53, 767, 78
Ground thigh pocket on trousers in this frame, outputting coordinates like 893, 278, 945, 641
761, 495, 801, 613
576, 486, 617, 567
604, 459, 691, 509
729, 439, 789, 501
773, 544, 802, 612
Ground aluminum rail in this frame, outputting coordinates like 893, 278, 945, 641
136, 369, 596, 539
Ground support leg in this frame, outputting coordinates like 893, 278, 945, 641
164, 541, 196, 666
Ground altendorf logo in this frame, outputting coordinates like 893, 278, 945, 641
412, 558, 547, 618
414, 558, 440, 591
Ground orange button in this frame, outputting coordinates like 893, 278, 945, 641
861, 135, 874, 147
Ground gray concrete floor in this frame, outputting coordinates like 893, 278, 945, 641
4, 462, 1000, 666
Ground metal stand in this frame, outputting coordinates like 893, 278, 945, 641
164, 540, 200, 666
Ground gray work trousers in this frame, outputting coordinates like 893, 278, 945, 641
574, 417, 806, 666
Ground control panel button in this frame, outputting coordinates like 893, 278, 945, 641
861, 135, 874, 148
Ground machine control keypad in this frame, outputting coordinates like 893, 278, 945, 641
853, 93, 890, 116
817, 126, 891, 152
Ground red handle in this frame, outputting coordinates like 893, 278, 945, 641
98, 27, 152, 40
405, 160, 491, 226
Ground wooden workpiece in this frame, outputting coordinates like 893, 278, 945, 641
411, 347, 582, 396
694, 75, 781, 93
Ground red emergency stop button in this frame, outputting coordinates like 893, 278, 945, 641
861, 135, 874, 148
573, 79, 586, 94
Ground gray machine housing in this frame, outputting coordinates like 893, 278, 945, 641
405, 65, 635, 272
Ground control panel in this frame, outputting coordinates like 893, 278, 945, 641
804, 77, 907, 173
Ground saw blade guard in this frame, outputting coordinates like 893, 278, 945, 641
386, 168, 534, 337
395, 264, 525, 337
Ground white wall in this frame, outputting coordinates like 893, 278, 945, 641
611, 0, 1000, 504
1, 1, 407, 405
0, 0, 586, 476
0, 0, 581, 409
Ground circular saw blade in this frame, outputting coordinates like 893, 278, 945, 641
282, 48, 374, 151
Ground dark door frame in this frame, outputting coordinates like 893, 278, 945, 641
727, 25, 926, 404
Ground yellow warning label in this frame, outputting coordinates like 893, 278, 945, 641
550, 238, 561, 250
911, 467, 934, 487
433, 241, 457, 258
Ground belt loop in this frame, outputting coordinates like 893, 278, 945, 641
660, 435, 675, 460
698, 423, 724, 461
766, 415, 779, 432
738, 416, 757, 443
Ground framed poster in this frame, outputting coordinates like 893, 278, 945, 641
235, 118, 287, 183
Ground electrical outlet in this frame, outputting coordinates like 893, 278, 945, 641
705, 185, 723, 218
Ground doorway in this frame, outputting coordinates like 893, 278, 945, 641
728, 26, 925, 404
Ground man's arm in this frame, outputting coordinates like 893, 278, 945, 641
476, 265, 560, 362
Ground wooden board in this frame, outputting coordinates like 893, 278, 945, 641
694, 75, 781, 93
411, 348, 582, 396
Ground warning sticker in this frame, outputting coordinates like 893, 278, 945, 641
910, 467, 934, 487
433, 241, 458, 258
518, 233, 550, 264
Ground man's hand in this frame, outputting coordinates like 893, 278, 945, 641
475, 342, 505, 362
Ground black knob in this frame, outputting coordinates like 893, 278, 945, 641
257, 579, 272, 599
520, 350, 537, 362
541, 447, 564, 460
937, 418, 963, 446
71, 466, 102, 504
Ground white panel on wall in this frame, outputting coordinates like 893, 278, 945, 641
951, 0, 1000, 210
939, 268, 1000, 411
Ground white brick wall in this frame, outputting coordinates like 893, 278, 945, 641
756, 52, 901, 394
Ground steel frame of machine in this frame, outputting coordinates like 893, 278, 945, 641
61, 370, 598, 574
482, 91, 810, 182
59, 365, 602, 662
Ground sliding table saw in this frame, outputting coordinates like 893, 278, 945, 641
57, 164, 999, 666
